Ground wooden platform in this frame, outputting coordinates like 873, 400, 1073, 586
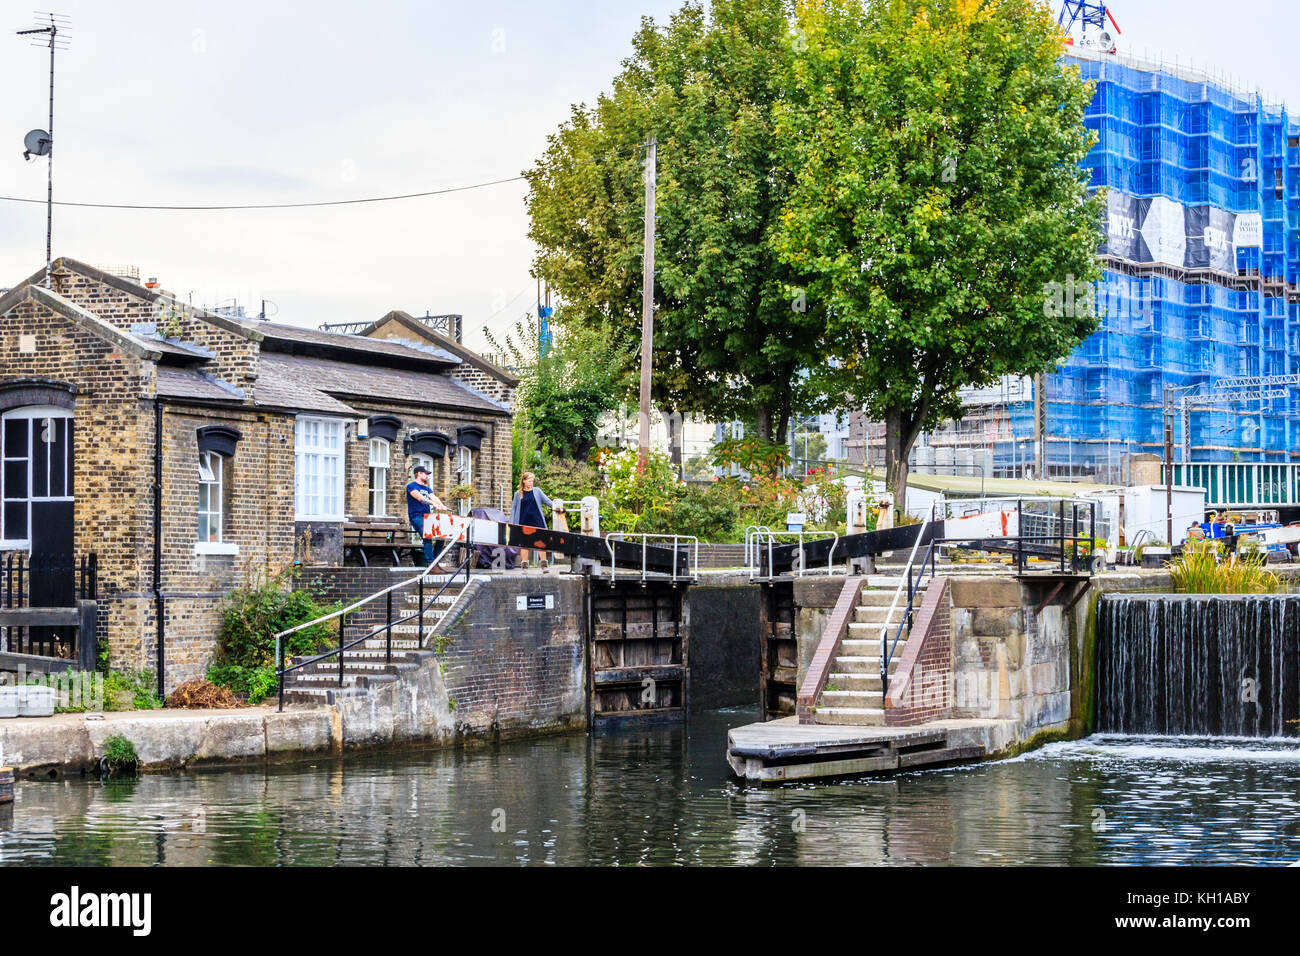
726, 717, 985, 783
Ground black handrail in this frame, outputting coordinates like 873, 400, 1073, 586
276, 551, 473, 711
882, 538, 940, 697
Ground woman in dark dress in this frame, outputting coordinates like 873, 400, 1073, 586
510, 471, 554, 570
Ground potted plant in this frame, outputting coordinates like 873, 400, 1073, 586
449, 484, 475, 516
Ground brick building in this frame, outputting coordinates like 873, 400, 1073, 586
0, 258, 513, 690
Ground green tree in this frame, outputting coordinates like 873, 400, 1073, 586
524, 0, 824, 443
487, 314, 633, 464
776, 0, 1104, 509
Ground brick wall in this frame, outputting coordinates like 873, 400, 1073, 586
433, 574, 585, 735
342, 401, 513, 520
49, 262, 260, 396
448, 365, 515, 411
0, 294, 157, 678
156, 406, 297, 684
885, 578, 953, 727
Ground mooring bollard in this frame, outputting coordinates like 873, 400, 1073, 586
0, 766, 14, 805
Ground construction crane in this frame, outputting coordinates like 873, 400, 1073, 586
1058, 1, 1122, 52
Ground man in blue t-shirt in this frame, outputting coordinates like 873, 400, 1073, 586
407, 465, 450, 565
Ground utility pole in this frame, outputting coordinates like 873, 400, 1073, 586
637, 137, 657, 470
1164, 385, 1174, 544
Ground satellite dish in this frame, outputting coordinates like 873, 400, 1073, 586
23, 129, 51, 159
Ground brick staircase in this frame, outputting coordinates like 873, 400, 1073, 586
814, 580, 926, 726
280, 573, 468, 706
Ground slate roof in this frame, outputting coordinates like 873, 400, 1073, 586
234, 320, 461, 368
254, 360, 359, 416
155, 366, 246, 403
258, 354, 508, 416
361, 310, 518, 385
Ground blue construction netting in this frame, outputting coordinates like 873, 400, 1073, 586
1021, 53, 1300, 474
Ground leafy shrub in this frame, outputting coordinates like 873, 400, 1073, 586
596, 446, 681, 513
533, 456, 603, 502
640, 484, 742, 542
105, 669, 161, 711
101, 734, 139, 777
207, 566, 341, 704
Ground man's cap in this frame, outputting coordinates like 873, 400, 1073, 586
413, 465, 431, 476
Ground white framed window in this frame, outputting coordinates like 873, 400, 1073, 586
368, 438, 390, 516
294, 417, 345, 521
410, 453, 436, 482
2, 406, 73, 548
198, 451, 223, 542
456, 446, 474, 516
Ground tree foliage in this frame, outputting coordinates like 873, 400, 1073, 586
775, 0, 1104, 506
487, 314, 633, 464
524, 0, 825, 442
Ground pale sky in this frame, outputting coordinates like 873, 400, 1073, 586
2, 0, 1297, 353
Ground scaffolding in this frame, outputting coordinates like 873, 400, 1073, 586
1044, 51, 1300, 472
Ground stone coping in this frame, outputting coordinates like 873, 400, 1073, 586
0, 706, 336, 775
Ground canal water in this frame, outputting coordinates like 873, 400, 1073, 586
2, 709, 1299, 866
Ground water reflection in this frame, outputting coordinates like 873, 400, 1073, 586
2, 714, 1298, 866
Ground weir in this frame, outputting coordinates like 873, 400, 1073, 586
1097, 594, 1300, 737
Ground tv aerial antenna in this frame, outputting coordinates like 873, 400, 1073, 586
16, 11, 71, 290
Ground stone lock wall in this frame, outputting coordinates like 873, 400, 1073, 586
429, 574, 586, 737
948, 577, 1073, 733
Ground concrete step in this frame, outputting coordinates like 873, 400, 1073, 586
342, 649, 419, 662
813, 706, 886, 726
833, 655, 897, 675
286, 671, 400, 689
291, 673, 364, 686
840, 638, 906, 658
820, 689, 883, 708
856, 589, 907, 607
361, 638, 421, 650
827, 672, 884, 692
852, 607, 907, 625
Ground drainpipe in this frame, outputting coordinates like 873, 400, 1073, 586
153, 398, 166, 700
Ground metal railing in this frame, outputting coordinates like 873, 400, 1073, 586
274, 536, 470, 710
1, 553, 98, 663
2, 552, 97, 609
878, 502, 938, 696
603, 533, 698, 585
941, 496, 1100, 573
746, 528, 841, 579
742, 526, 770, 570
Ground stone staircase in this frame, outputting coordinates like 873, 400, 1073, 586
280, 573, 468, 706
814, 581, 925, 726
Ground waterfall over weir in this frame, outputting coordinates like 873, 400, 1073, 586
1097, 595, 1300, 737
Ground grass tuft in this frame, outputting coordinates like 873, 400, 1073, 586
1168, 539, 1283, 594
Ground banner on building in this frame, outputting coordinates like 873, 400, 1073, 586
1102, 191, 1260, 270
